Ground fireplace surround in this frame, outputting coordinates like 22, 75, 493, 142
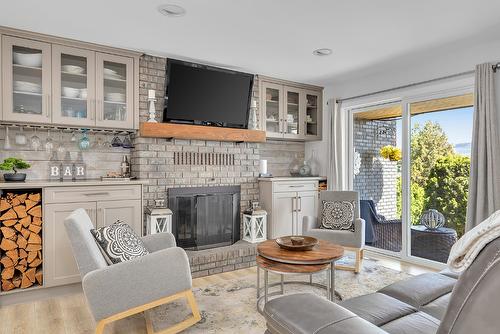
168, 186, 241, 250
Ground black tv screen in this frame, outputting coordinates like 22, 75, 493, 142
164, 59, 254, 129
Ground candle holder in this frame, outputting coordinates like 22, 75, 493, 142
147, 89, 158, 123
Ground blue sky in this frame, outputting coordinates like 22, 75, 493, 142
396, 107, 473, 155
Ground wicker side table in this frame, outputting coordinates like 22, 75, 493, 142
411, 225, 457, 263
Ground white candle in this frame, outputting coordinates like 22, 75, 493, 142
148, 89, 156, 99
259, 160, 267, 174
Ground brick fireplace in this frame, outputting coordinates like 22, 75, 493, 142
131, 55, 305, 215
130, 55, 306, 276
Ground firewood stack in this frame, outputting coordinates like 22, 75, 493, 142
0, 192, 43, 292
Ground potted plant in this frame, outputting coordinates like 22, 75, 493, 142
380, 145, 402, 162
0, 157, 31, 182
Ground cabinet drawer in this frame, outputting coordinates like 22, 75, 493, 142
44, 185, 141, 204
274, 181, 318, 193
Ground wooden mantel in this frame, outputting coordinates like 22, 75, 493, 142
140, 122, 266, 143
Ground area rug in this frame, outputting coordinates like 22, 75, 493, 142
148, 256, 412, 333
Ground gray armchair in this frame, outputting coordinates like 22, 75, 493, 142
64, 208, 201, 334
302, 191, 365, 273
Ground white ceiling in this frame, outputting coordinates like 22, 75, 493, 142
1, 0, 500, 85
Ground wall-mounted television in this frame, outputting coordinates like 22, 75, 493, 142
164, 59, 254, 129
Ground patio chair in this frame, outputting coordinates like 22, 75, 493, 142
360, 200, 402, 252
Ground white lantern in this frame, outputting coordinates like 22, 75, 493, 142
242, 209, 267, 243
146, 207, 172, 235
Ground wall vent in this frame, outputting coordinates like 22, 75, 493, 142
174, 152, 235, 166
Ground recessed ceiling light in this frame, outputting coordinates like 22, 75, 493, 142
313, 48, 332, 56
158, 4, 186, 17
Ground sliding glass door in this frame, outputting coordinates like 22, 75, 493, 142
352, 102, 403, 254
408, 96, 473, 263
351, 92, 473, 265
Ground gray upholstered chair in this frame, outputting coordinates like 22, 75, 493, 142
303, 191, 365, 273
64, 208, 201, 334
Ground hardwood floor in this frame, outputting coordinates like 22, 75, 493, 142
0, 257, 433, 334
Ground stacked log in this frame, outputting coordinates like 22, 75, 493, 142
0, 192, 43, 292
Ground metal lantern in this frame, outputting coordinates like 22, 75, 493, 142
420, 209, 445, 230
242, 209, 267, 243
146, 207, 172, 235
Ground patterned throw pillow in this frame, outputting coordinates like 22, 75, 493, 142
91, 221, 149, 265
320, 200, 355, 232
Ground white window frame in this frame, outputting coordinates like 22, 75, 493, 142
345, 75, 474, 269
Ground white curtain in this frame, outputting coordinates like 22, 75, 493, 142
466, 63, 500, 230
327, 99, 349, 190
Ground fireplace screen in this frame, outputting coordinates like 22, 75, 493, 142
168, 186, 240, 250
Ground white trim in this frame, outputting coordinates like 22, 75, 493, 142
342, 74, 474, 110
346, 74, 474, 269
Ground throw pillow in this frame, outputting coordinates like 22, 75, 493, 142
320, 200, 355, 232
91, 220, 149, 265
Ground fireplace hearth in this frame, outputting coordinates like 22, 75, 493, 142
168, 186, 241, 250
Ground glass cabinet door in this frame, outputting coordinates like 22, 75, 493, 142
261, 82, 283, 138
283, 86, 303, 139
52, 45, 95, 126
2, 36, 52, 123
96, 53, 134, 129
304, 91, 321, 139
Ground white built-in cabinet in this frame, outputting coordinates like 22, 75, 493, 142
259, 178, 319, 239
2, 36, 53, 124
43, 184, 143, 287
0, 29, 139, 129
260, 77, 323, 141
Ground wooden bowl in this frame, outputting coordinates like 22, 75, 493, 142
275, 236, 319, 251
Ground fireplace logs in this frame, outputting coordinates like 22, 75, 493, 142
0, 192, 43, 292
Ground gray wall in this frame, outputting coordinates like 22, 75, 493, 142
1, 54, 304, 187
0, 128, 130, 180
132, 55, 304, 210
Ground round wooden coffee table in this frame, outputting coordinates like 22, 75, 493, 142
256, 239, 344, 313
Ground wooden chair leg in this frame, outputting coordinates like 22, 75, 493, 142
94, 289, 201, 334
354, 248, 363, 274
186, 290, 202, 323
95, 320, 106, 334
145, 311, 154, 334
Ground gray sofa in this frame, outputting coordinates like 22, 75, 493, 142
264, 237, 500, 334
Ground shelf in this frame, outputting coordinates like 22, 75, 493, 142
104, 100, 126, 105
104, 76, 126, 83
13, 90, 42, 97
140, 122, 266, 143
266, 100, 279, 104
266, 119, 279, 123
13, 64, 42, 71
61, 71, 87, 78
62, 96, 86, 101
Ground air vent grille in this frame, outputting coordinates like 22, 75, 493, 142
174, 152, 235, 166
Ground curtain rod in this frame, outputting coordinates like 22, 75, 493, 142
336, 70, 475, 104
493, 63, 500, 72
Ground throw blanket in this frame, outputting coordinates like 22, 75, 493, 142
447, 210, 500, 273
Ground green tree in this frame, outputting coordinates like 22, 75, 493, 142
411, 122, 454, 187
424, 154, 470, 236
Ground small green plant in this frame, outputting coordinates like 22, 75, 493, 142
0, 157, 31, 174
380, 145, 402, 161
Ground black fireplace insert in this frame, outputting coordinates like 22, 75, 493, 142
168, 186, 240, 250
